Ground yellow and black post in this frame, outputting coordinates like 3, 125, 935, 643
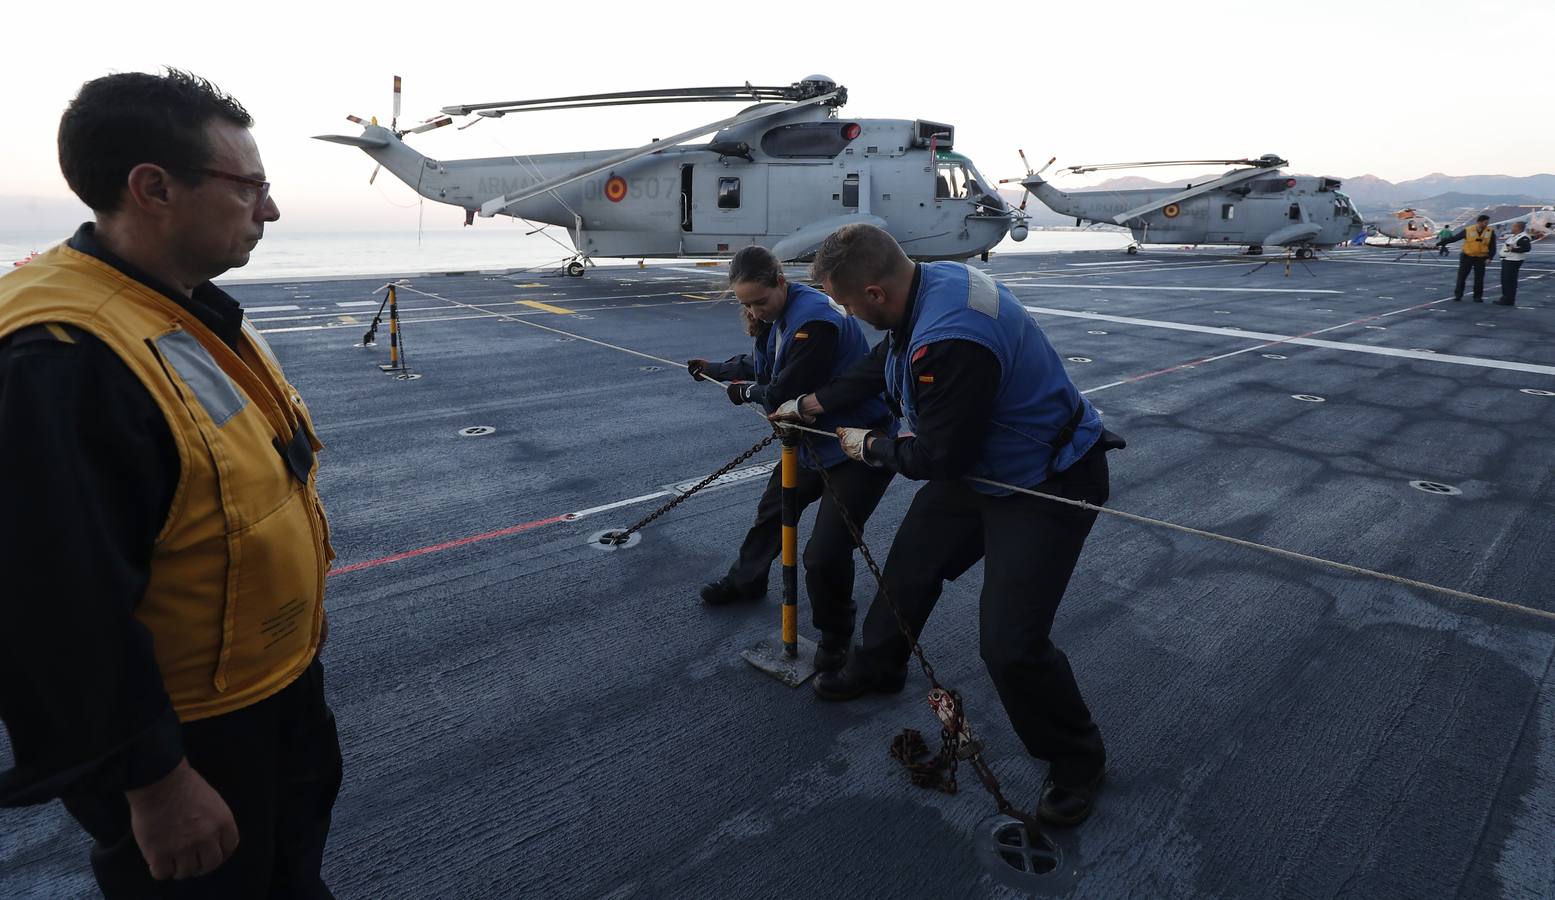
779, 429, 800, 658
378, 285, 409, 374
741, 424, 819, 686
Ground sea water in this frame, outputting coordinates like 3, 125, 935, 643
1, 226, 1131, 283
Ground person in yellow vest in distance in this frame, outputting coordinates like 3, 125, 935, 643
0, 70, 340, 897
1437, 214, 1497, 302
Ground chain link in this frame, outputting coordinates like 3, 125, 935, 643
603, 430, 779, 545
796, 429, 1040, 832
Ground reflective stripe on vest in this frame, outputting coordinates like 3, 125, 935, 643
0, 245, 332, 721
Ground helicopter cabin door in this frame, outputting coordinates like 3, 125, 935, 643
1210, 198, 1244, 244
684, 163, 768, 254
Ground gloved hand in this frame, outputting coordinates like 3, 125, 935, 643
769, 395, 818, 424
837, 427, 874, 462
726, 382, 753, 405
687, 359, 710, 381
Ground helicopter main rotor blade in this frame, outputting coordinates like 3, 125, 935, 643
1067, 156, 1285, 175
478, 90, 840, 218
443, 84, 802, 117
1111, 165, 1273, 225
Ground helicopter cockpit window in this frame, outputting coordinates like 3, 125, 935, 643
760, 123, 856, 159
934, 159, 983, 200
717, 177, 741, 209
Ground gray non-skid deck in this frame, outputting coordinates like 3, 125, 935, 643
4, 244, 1554, 898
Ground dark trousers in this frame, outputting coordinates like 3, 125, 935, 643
857, 445, 1110, 783
1455, 255, 1488, 300
62, 658, 343, 899
727, 460, 895, 649
1499, 259, 1523, 305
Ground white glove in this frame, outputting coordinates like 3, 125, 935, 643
837, 427, 873, 462
769, 395, 818, 424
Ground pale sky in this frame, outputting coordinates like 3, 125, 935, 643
3, 0, 1549, 232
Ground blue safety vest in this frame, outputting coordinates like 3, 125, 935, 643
753, 282, 892, 469
885, 262, 1101, 494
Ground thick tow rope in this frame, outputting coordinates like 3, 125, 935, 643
389, 281, 1549, 625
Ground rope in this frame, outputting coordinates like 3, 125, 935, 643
386, 282, 1552, 628
767, 421, 1552, 625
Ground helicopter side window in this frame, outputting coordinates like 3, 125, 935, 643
935, 164, 978, 200
717, 177, 741, 209
1221, 204, 1236, 221
1288, 203, 1301, 221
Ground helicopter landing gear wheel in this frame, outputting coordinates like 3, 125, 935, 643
565, 260, 586, 277
1126, 245, 1139, 255
1295, 247, 1313, 260
1247, 245, 1264, 256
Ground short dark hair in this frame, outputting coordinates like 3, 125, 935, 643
809, 223, 910, 295
729, 244, 784, 287
58, 68, 253, 213
1476, 214, 1491, 222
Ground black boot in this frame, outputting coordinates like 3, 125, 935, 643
698, 577, 766, 606
812, 654, 906, 701
814, 635, 850, 673
1037, 767, 1105, 827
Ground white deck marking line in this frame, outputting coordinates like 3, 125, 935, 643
1013, 283, 1343, 294
1025, 304, 1555, 379
247, 304, 300, 312
567, 491, 672, 520
336, 300, 380, 307
1065, 260, 1151, 267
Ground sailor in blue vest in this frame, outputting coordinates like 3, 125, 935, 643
685, 245, 896, 672
772, 224, 1125, 827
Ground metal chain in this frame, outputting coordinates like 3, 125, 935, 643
603, 430, 779, 545
795, 430, 1037, 829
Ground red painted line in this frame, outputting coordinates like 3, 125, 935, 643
328, 513, 573, 577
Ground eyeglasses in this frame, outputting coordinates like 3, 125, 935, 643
177, 166, 271, 207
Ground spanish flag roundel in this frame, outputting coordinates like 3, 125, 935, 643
605, 176, 628, 203
1162, 203, 1181, 219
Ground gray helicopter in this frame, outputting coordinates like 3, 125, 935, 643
315, 76, 1021, 274
1012, 153, 1366, 258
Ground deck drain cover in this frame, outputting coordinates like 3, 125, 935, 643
458, 426, 495, 437
1410, 481, 1461, 496
641, 366, 662, 372
588, 528, 641, 551
1067, 357, 1092, 363
976, 814, 1079, 894
1520, 389, 1555, 397
1087, 330, 1108, 335
1262, 354, 1287, 360
393, 373, 423, 381
1291, 394, 1325, 402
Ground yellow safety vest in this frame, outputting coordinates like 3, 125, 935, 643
1461, 225, 1494, 257
0, 245, 334, 721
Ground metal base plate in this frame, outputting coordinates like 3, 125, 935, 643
975, 813, 1082, 895
741, 635, 819, 687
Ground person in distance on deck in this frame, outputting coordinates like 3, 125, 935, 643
1496, 221, 1533, 306
685, 245, 897, 673
770, 223, 1126, 827
0, 69, 341, 897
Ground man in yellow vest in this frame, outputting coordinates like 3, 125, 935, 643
0, 70, 340, 897
1438, 214, 1497, 302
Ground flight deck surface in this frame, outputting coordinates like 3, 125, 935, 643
3, 243, 1553, 898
